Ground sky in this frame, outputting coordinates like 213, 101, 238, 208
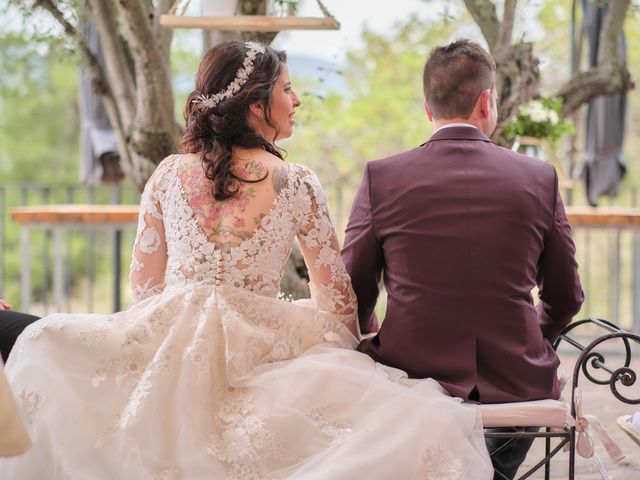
189, 0, 453, 62
270, 0, 440, 61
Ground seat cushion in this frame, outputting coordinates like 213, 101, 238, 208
480, 399, 567, 428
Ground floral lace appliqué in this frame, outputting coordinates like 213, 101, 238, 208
17, 390, 45, 441
421, 446, 464, 480
128, 155, 357, 334
207, 393, 285, 480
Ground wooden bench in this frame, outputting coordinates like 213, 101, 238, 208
480, 318, 639, 479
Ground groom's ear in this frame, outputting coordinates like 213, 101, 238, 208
423, 100, 434, 122
478, 89, 491, 119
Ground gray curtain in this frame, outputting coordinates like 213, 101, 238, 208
78, 20, 122, 184
581, 0, 627, 206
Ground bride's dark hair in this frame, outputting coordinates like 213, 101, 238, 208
181, 41, 287, 201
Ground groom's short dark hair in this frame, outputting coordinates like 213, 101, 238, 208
423, 39, 496, 120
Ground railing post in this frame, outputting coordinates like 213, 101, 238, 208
53, 227, 64, 312
41, 187, 51, 312
87, 187, 95, 312
608, 229, 621, 325
634, 231, 640, 333
0, 186, 5, 298
20, 226, 31, 312
582, 229, 591, 317
632, 188, 639, 332
112, 185, 122, 313
65, 186, 74, 312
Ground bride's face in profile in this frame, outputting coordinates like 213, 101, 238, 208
252, 63, 301, 142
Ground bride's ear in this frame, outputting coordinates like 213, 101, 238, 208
249, 102, 265, 121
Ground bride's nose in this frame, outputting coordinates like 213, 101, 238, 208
291, 90, 301, 108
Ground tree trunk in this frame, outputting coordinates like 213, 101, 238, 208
31, 0, 180, 192
238, 0, 279, 43
464, 0, 634, 142
493, 43, 540, 144
464, 0, 540, 144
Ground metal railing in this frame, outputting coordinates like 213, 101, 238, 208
0, 183, 139, 315
1, 181, 639, 330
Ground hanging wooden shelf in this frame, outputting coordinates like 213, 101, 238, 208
161, 0, 339, 32
159, 14, 340, 31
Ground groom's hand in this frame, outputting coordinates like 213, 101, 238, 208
0, 299, 12, 310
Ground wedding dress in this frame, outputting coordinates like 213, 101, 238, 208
0, 155, 492, 479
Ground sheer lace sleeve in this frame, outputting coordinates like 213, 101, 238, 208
129, 159, 171, 304
292, 167, 358, 336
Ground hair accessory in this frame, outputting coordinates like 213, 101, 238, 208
193, 42, 266, 111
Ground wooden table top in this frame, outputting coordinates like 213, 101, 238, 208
10, 204, 140, 225
9, 204, 640, 228
565, 206, 640, 227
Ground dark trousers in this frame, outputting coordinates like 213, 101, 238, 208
486, 427, 539, 480
0, 310, 40, 363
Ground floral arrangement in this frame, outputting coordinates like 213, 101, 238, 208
504, 97, 574, 142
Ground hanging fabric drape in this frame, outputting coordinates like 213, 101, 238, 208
579, 0, 627, 207
78, 20, 123, 184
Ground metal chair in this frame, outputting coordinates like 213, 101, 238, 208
483, 318, 639, 479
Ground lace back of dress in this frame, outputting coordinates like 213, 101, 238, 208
128, 155, 299, 298
130, 155, 357, 332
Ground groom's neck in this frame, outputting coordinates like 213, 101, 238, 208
432, 119, 480, 132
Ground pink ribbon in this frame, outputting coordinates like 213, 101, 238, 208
564, 388, 625, 480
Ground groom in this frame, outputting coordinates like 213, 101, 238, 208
342, 39, 583, 479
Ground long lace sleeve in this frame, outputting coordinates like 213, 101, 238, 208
129, 161, 170, 304
293, 168, 358, 336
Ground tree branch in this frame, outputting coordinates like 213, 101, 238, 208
492, 41, 539, 143
598, 0, 630, 63
154, 0, 175, 60
116, 0, 175, 132
557, 62, 634, 117
33, 0, 78, 37
556, 0, 634, 117
494, 0, 517, 53
87, 0, 136, 128
463, 0, 499, 51
32, 0, 135, 181
239, 0, 278, 43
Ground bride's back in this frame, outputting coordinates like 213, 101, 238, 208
130, 152, 323, 301
177, 151, 288, 251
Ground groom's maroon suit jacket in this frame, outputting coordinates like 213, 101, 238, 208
342, 126, 583, 404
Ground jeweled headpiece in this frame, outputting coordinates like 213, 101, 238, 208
193, 41, 266, 111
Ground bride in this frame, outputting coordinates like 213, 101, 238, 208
0, 41, 492, 479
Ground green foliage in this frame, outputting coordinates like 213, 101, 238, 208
0, 26, 141, 308
171, 31, 203, 128
503, 97, 574, 142
0, 30, 80, 183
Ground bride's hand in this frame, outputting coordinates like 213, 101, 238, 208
0, 298, 12, 310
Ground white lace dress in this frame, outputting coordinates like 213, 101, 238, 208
0, 155, 492, 479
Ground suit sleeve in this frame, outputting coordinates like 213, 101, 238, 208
536, 171, 584, 341
341, 163, 384, 335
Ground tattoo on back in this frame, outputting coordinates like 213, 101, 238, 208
271, 164, 289, 193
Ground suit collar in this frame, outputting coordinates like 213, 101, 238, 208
426, 126, 493, 144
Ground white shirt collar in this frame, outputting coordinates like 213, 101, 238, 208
434, 123, 479, 133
